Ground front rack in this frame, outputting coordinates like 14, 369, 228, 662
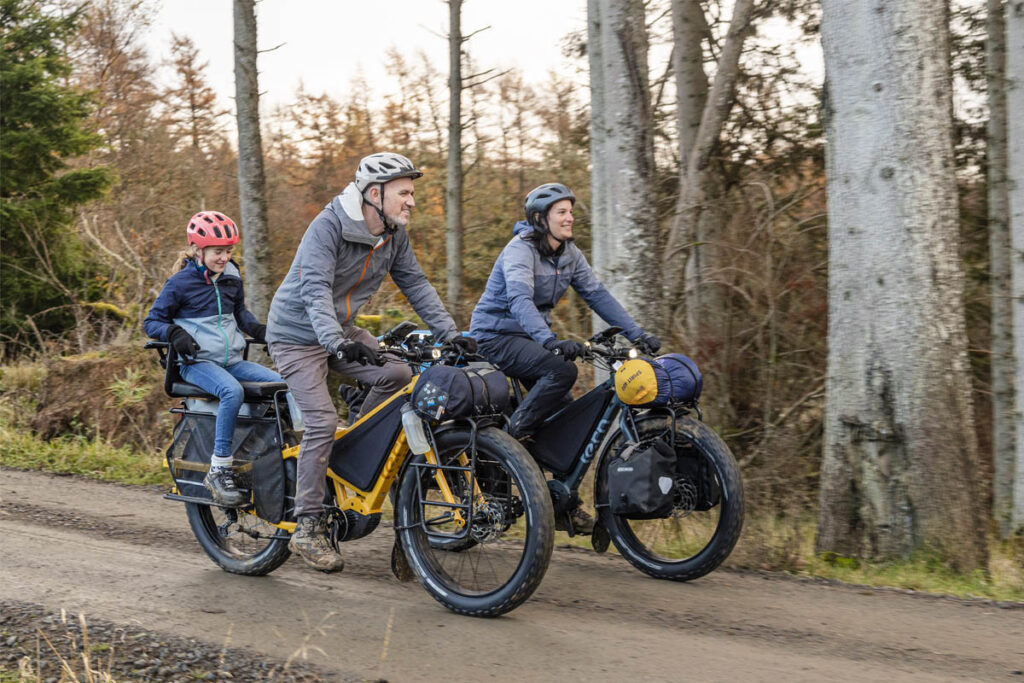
409, 418, 480, 542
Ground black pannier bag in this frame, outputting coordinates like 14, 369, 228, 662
410, 364, 511, 422
607, 439, 677, 518
167, 407, 286, 522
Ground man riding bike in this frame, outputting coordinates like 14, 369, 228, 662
266, 152, 475, 572
469, 182, 660, 534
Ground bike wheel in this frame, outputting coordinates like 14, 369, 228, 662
596, 414, 744, 581
185, 502, 291, 576
396, 426, 554, 617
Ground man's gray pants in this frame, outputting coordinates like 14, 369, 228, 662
269, 327, 412, 518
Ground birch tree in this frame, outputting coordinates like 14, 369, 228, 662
587, 0, 657, 328
233, 0, 271, 319
817, 0, 987, 569
661, 0, 756, 332
1007, 0, 1024, 533
446, 0, 463, 321
987, 0, 1016, 537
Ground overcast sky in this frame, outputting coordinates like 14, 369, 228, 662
145, 0, 590, 113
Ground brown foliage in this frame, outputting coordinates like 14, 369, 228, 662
30, 344, 172, 451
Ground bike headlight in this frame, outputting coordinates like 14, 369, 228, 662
431, 347, 442, 361
628, 348, 639, 359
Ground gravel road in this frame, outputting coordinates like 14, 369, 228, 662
1, 467, 1022, 682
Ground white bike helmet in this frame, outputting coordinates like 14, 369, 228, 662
354, 152, 423, 233
355, 152, 423, 193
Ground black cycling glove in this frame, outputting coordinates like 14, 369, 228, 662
544, 338, 583, 361
167, 325, 200, 360
250, 324, 267, 343
637, 332, 661, 355
336, 339, 383, 366
448, 334, 478, 354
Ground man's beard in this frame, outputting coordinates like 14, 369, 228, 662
385, 210, 410, 228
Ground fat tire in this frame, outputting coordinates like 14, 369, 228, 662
596, 414, 744, 581
185, 502, 291, 576
397, 427, 554, 617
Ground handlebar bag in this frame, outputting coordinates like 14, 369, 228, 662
606, 439, 677, 518
411, 364, 511, 422
614, 354, 702, 407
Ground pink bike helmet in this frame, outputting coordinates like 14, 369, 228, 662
186, 211, 239, 249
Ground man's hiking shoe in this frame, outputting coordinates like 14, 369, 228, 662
556, 505, 596, 535
290, 515, 345, 573
203, 468, 247, 507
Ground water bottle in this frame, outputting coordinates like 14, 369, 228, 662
402, 403, 431, 454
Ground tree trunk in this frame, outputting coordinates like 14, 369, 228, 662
446, 0, 463, 323
661, 0, 756, 330
233, 0, 271, 320
1007, 0, 1024, 533
588, 0, 611, 366
672, 0, 710, 341
587, 0, 657, 330
817, 0, 987, 569
988, 0, 1016, 538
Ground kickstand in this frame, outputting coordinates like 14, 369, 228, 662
390, 536, 416, 583
591, 522, 610, 554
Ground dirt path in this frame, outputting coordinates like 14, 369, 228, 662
1, 467, 1022, 682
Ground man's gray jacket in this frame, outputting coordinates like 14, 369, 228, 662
267, 183, 458, 352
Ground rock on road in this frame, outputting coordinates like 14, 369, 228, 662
1, 467, 1021, 682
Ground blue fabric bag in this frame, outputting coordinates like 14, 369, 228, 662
650, 353, 702, 406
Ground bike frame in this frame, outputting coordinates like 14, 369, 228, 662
165, 374, 484, 537
524, 369, 691, 505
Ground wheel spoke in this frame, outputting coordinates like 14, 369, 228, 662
398, 427, 553, 615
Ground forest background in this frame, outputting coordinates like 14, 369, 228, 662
1, 0, 1022, 595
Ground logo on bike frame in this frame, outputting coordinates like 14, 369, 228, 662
581, 416, 611, 464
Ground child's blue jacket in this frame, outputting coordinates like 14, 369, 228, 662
144, 260, 261, 367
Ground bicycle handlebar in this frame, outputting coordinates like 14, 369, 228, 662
579, 342, 639, 363
378, 341, 486, 366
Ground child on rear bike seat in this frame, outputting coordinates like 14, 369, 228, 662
144, 211, 282, 508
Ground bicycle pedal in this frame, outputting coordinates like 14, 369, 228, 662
591, 522, 610, 554
390, 539, 416, 583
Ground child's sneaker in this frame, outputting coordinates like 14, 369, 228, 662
203, 467, 247, 507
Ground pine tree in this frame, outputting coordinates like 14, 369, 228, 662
0, 0, 113, 353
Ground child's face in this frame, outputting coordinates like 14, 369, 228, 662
202, 246, 233, 274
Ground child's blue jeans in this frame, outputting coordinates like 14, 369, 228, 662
179, 360, 283, 457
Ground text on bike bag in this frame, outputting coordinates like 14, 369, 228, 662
614, 353, 703, 406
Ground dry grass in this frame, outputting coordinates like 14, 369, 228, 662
729, 513, 1024, 602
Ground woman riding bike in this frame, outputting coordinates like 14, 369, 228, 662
469, 183, 661, 534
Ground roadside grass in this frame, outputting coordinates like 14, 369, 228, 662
733, 512, 1024, 602
555, 508, 1024, 602
803, 545, 1024, 602
0, 399, 165, 487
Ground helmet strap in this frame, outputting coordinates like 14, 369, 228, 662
538, 213, 566, 244
372, 184, 397, 234
192, 250, 212, 283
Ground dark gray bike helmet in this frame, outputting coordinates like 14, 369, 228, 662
524, 183, 576, 229
355, 152, 423, 233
